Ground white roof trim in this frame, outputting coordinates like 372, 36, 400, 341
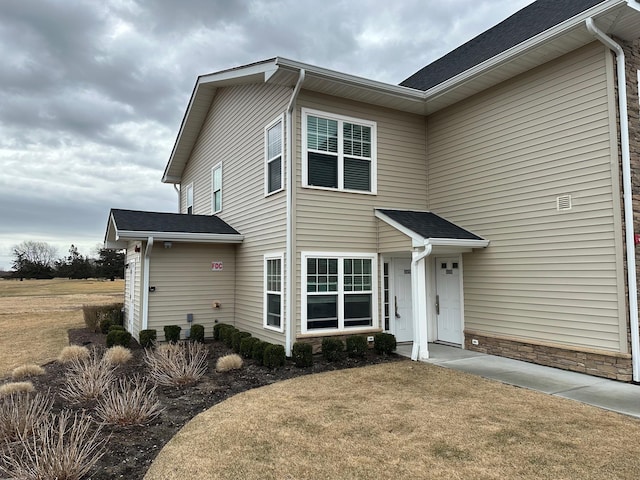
115, 230, 244, 244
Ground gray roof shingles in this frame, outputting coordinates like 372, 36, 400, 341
400, 0, 604, 91
110, 209, 240, 235
377, 209, 484, 240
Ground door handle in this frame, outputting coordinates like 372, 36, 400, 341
435, 295, 440, 315
395, 296, 401, 318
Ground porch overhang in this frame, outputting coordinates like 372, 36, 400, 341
374, 209, 489, 252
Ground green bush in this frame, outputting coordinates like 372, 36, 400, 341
232, 331, 251, 353
292, 342, 313, 367
263, 344, 286, 369
190, 324, 205, 343
106, 329, 132, 348
213, 323, 229, 341
139, 329, 157, 348
99, 317, 113, 334
322, 337, 345, 362
84, 303, 124, 332
346, 335, 368, 358
251, 341, 269, 366
108, 324, 126, 333
374, 333, 397, 355
164, 325, 182, 343
221, 326, 239, 348
240, 337, 260, 358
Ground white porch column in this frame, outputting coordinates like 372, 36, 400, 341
410, 245, 431, 361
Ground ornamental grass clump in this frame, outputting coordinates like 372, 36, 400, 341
215, 354, 243, 372
58, 345, 90, 364
0, 382, 35, 397
96, 375, 164, 426
103, 345, 133, 365
61, 349, 115, 403
144, 341, 208, 387
11, 364, 46, 381
0, 392, 53, 443
0, 410, 107, 480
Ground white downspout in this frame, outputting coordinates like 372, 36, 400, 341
142, 236, 154, 331
411, 244, 433, 361
173, 184, 180, 213
285, 69, 305, 356
586, 18, 640, 382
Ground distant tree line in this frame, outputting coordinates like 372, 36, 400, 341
9, 241, 124, 280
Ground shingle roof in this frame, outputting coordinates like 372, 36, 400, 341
400, 0, 604, 91
376, 209, 484, 241
110, 209, 240, 235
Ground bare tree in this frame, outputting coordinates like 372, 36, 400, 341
11, 241, 58, 279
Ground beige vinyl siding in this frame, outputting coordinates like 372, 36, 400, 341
180, 83, 290, 344
427, 43, 626, 353
294, 91, 427, 330
125, 242, 142, 340
147, 243, 235, 341
378, 220, 413, 253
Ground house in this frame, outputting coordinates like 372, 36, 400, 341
104, 0, 640, 381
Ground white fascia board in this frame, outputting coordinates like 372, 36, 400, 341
424, 0, 625, 100
115, 230, 244, 244
374, 210, 424, 244
426, 238, 490, 248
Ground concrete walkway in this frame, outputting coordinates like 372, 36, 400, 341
397, 343, 640, 419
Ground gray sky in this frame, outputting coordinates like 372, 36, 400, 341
0, 0, 534, 270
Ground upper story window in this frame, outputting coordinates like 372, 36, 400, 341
302, 108, 377, 194
265, 116, 284, 196
185, 184, 193, 215
212, 162, 222, 214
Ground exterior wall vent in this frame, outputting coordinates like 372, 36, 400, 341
557, 194, 572, 211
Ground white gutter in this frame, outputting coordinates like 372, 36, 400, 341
116, 230, 244, 243
142, 237, 154, 331
173, 184, 180, 212
586, 17, 640, 382
285, 69, 305, 356
410, 244, 433, 361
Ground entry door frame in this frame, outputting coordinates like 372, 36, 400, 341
390, 256, 413, 343
433, 254, 464, 345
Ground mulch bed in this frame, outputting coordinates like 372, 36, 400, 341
4, 329, 405, 479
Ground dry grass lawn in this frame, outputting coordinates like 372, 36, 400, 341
0, 279, 123, 377
147, 362, 640, 480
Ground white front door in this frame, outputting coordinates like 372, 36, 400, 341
128, 261, 135, 332
393, 258, 413, 342
436, 257, 462, 345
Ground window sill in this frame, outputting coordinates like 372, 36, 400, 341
297, 327, 382, 338
301, 184, 377, 195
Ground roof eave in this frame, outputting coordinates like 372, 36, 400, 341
115, 230, 244, 244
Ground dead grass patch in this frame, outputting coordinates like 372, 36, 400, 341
146, 362, 640, 480
0, 382, 35, 396
0, 280, 123, 377
11, 365, 46, 380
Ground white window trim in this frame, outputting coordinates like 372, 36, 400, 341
264, 252, 284, 333
185, 183, 194, 215
301, 251, 378, 334
301, 108, 377, 195
264, 114, 285, 197
211, 162, 223, 214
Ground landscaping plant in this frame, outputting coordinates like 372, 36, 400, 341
321, 337, 345, 362
190, 324, 205, 343
373, 333, 397, 355
0, 392, 53, 443
106, 329, 132, 348
346, 335, 368, 358
58, 345, 90, 364
61, 349, 115, 403
163, 325, 182, 343
144, 341, 208, 387
11, 364, 45, 380
215, 354, 243, 372
103, 346, 133, 365
292, 342, 313, 367
96, 375, 164, 426
263, 344, 286, 369
139, 329, 157, 348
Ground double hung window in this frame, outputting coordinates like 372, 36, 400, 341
302, 253, 376, 332
265, 117, 283, 195
264, 254, 283, 331
302, 109, 376, 193
212, 163, 222, 214
185, 184, 193, 215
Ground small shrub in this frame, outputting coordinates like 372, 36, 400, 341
0, 410, 106, 480
106, 329, 132, 348
82, 304, 101, 332
103, 346, 133, 365
263, 344, 286, 369
164, 325, 182, 343
216, 354, 243, 372
251, 341, 269, 366
346, 335, 368, 358
213, 322, 228, 341
99, 317, 113, 334
11, 364, 45, 380
61, 349, 115, 403
239, 337, 260, 358
0, 391, 53, 442
322, 337, 345, 362
374, 332, 397, 355
139, 329, 157, 348
108, 324, 126, 332
58, 345, 90, 364
292, 342, 313, 368
232, 331, 251, 353
144, 341, 209, 387
0, 382, 35, 396
96, 375, 164, 426
221, 326, 238, 348
190, 324, 205, 343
